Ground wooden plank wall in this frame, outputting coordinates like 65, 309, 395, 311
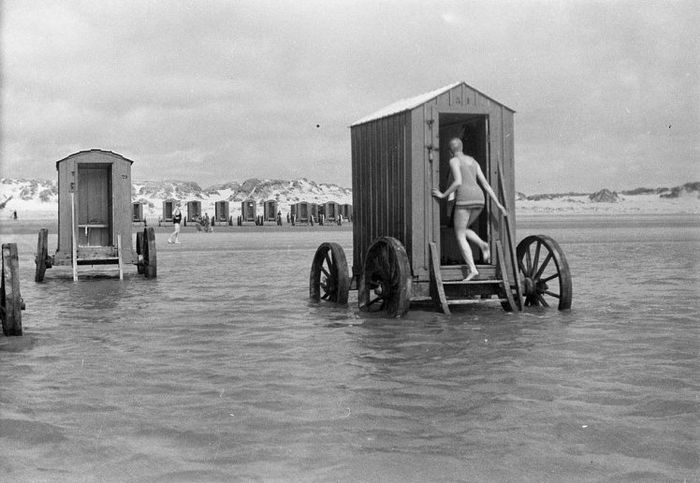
411, 84, 516, 279
351, 112, 411, 278
56, 151, 135, 263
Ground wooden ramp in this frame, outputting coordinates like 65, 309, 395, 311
429, 241, 517, 315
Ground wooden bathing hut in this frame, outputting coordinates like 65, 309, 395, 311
162, 199, 176, 223
132, 202, 144, 223
294, 201, 311, 224
186, 201, 202, 222
309, 82, 572, 316
241, 199, 257, 223
341, 203, 353, 221
322, 201, 340, 223
263, 200, 279, 222
215, 201, 230, 223
34, 149, 157, 281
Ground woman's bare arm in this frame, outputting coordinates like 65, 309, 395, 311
476, 165, 507, 213
432, 157, 462, 199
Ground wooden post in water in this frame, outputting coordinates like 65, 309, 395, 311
1, 243, 23, 336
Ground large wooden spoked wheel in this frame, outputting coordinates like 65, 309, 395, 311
2, 243, 23, 336
35, 228, 50, 282
309, 242, 350, 304
359, 237, 411, 318
142, 227, 157, 278
516, 235, 572, 310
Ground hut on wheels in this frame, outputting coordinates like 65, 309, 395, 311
295, 201, 311, 223
131, 202, 144, 223
263, 200, 278, 222
322, 201, 340, 222
215, 201, 229, 223
341, 203, 353, 221
33, 149, 158, 282
162, 200, 176, 223
52, 149, 137, 270
187, 201, 201, 222
241, 199, 257, 222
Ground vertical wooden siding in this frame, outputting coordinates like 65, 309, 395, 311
56, 151, 135, 263
351, 112, 411, 278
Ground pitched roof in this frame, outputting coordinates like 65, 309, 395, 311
56, 149, 134, 168
351, 81, 514, 126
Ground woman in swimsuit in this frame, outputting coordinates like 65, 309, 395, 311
168, 201, 182, 244
432, 138, 506, 281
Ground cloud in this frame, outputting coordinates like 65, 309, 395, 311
1, 0, 697, 192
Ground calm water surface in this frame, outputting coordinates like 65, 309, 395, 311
1, 215, 698, 482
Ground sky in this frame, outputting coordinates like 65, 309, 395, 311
1, 0, 698, 193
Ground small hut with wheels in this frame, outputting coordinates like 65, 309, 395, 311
309, 82, 572, 316
34, 150, 157, 281
263, 200, 278, 222
322, 201, 340, 223
186, 201, 202, 223
341, 204, 353, 222
241, 199, 257, 223
132, 202, 144, 223
294, 201, 311, 224
214, 201, 229, 223
162, 199, 176, 223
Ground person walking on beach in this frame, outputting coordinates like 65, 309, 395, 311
432, 137, 506, 281
168, 201, 182, 244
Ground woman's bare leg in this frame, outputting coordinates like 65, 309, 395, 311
464, 207, 489, 262
453, 207, 478, 280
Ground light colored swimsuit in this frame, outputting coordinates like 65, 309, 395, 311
455, 157, 485, 208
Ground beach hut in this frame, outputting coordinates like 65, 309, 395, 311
162, 199, 176, 222
322, 201, 340, 222
295, 202, 311, 223
341, 203, 353, 221
310, 203, 319, 222
131, 202, 144, 222
263, 200, 278, 222
34, 149, 157, 281
241, 199, 257, 222
186, 201, 202, 222
309, 82, 572, 316
214, 201, 229, 223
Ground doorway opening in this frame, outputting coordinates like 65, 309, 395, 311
438, 113, 490, 265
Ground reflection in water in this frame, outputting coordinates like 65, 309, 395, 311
1, 216, 698, 481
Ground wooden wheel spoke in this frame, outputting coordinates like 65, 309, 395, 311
321, 293, 330, 300
324, 252, 332, 269
534, 252, 553, 280
541, 272, 559, 283
533, 241, 542, 270
367, 296, 383, 307
518, 258, 528, 277
544, 290, 560, 299
525, 248, 532, 275
321, 266, 330, 278
536, 293, 549, 307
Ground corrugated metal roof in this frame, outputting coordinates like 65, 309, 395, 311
351, 81, 515, 126
351, 82, 460, 127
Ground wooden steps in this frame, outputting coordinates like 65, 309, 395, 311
428, 241, 517, 315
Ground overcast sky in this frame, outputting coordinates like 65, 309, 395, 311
2, 0, 697, 193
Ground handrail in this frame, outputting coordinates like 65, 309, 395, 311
497, 162, 523, 310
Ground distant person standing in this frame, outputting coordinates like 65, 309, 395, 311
12, 210, 17, 220
432, 137, 506, 281
168, 201, 182, 244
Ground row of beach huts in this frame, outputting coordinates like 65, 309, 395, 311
131, 199, 353, 226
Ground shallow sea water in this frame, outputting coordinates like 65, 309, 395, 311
1, 215, 698, 482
